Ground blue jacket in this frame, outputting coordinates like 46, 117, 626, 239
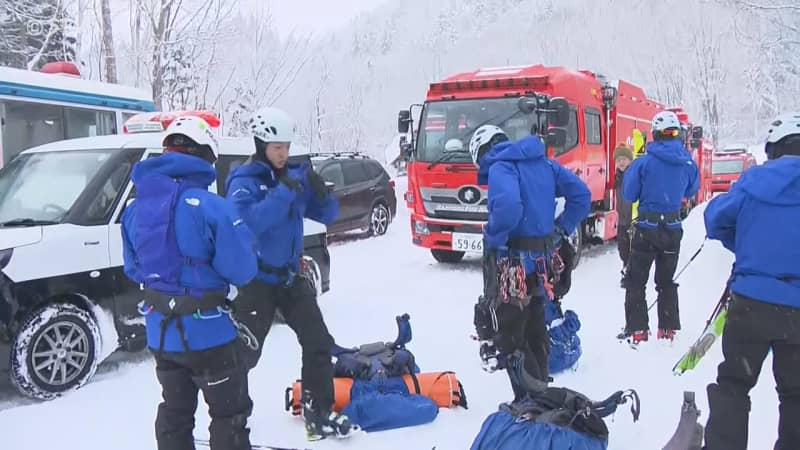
704, 156, 800, 309
226, 159, 338, 284
623, 139, 699, 229
479, 135, 591, 250
122, 152, 258, 352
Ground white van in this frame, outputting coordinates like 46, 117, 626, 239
0, 111, 332, 400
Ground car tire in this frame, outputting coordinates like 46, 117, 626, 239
431, 249, 465, 263
10, 303, 101, 401
368, 203, 390, 236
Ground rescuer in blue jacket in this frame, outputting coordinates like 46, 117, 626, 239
470, 125, 591, 399
702, 112, 800, 450
121, 116, 258, 450
619, 110, 699, 345
225, 107, 350, 441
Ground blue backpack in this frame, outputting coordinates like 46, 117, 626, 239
545, 301, 583, 374
133, 173, 227, 353
471, 387, 641, 450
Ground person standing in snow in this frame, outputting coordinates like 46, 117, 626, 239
470, 125, 591, 399
614, 143, 634, 277
224, 107, 351, 441
121, 116, 258, 450
702, 112, 800, 450
618, 111, 699, 345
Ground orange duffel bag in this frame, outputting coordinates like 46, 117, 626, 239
285, 371, 467, 416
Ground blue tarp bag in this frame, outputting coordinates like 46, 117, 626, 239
342, 378, 439, 432
471, 386, 641, 450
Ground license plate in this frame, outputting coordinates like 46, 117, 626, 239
452, 233, 483, 253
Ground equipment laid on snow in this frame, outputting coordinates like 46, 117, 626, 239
662, 391, 704, 450
283, 314, 467, 432
673, 287, 730, 375
196, 438, 311, 450
470, 386, 641, 450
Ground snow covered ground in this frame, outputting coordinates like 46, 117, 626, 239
0, 177, 780, 449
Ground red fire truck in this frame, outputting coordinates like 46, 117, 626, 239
710, 147, 757, 193
397, 65, 709, 265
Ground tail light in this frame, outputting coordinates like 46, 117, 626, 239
389, 180, 396, 189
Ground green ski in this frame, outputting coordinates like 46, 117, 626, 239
673, 289, 730, 375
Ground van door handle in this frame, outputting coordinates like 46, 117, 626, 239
84, 241, 100, 246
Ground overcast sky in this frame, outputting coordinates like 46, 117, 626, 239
270, 0, 389, 37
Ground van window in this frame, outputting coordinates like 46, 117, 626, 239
0, 150, 115, 223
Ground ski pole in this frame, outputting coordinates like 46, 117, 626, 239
647, 237, 707, 311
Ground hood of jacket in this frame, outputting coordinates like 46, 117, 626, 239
131, 152, 215, 187
644, 139, 694, 166
478, 135, 546, 182
741, 156, 800, 206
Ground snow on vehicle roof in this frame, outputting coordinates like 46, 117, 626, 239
20, 133, 311, 157
0, 66, 152, 102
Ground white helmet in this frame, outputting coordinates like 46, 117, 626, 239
248, 106, 295, 143
445, 138, 464, 152
766, 112, 800, 143
469, 125, 507, 167
652, 111, 681, 132
162, 116, 219, 162
765, 112, 800, 159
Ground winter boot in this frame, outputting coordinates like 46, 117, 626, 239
658, 328, 677, 341
301, 391, 357, 441
617, 329, 649, 346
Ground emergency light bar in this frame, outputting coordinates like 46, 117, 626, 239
123, 110, 222, 133
429, 75, 549, 93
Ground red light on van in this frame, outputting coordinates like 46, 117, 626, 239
123, 110, 221, 133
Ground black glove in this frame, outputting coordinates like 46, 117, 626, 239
307, 169, 328, 202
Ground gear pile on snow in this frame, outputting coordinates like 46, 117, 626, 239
285, 314, 468, 432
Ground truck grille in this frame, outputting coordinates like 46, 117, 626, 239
420, 186, 488, 222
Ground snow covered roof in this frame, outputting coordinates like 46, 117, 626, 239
0, 65, 156, 112
20, 133, 311, 157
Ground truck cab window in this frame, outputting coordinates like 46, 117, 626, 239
553, 108, 579, 156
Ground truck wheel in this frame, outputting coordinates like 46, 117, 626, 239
10, 303, 101, 400
431, 249, 465, 263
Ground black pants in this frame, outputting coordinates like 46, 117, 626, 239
617, 224, 631, 266
705, 294, 800, 450
495, 275, 550, 398
153, 341, 252, 450
235, 276, 336, 411
623, 227, 682, 331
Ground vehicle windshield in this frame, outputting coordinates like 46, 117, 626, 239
0, 150, 115, 224
712, 159, 744, 175
415, 97, 544, 163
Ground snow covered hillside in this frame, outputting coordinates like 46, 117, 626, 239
0, 177, 779, 449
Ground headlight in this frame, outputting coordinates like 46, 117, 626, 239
413, 220, 430, 235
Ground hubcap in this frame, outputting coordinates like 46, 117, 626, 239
31, 322, 90, 386
371, 206, 388, 234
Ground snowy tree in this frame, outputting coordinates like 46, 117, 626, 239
0, 0, 78, 70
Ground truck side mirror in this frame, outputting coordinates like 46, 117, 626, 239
401, 142, 413, 160
692, 126, 703, 139
545, 127, 567, 148
398, 110, 411, 134
690, 138, 701, 149
548, 97, 570, 128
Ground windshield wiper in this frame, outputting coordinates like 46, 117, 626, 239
427, 150, 470, 169
0, 218, 60, 227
